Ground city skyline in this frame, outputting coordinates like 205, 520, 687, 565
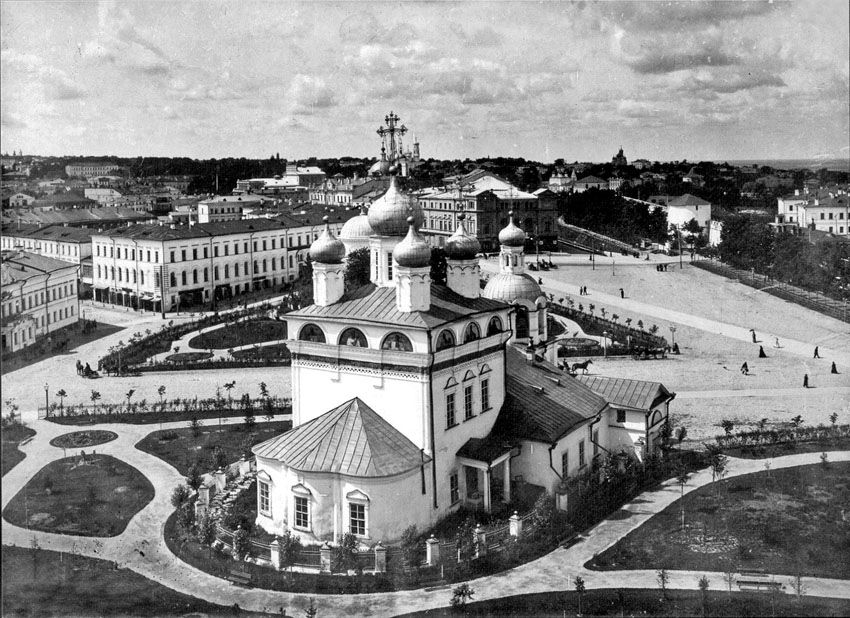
2, 0, 849, 162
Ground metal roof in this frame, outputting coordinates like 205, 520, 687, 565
577, 375, 673, 411
289, 283, 507, 330
252, 397, 427, 477
493, 346, 609, 443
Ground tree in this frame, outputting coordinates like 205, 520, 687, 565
532, 491, 557, 540
243, 394, 256, 431
56, 389, 67, 413
333, 532, 359, 573
829, 412, 838, 426
698, 575, 710, 617
90, 390, 101, 413
279, 529, 302, 575
186, 461, 203, 490
430, 247, 448, 285
197, 511, 217, 558
637, 320, 644, 330
223, 381, 236, 409
455, 517, 478, 565
125, 389, 135, 411
450, 583, 475, 610
189, 416, 202, 437
649, 324, 659, 335
158, 385, 166, 410
675, 426, 688, 444
344, 247, 371, 293
231, 525, 250, 560
213, 446, 228, 470
304, 598, 318, 618
791, 572, 807, 602
574, 575, 586, 615
705, 444, 728, 495
676, 466, 690, 531
171, 484, 191, 508
720, 419, 734, 436
656, 568, 669, 600
400, 525, 421, 568
791, 414, 803, 428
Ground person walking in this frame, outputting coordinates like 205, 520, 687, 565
759, 346, 767, 358
803, 373, 809, 388
831, 362, 839, 374
813, 346, 820, 359
774, 337, 781, 348
741, 362, 749, 375
750, 329, 757, 343
619, 288, 625, 299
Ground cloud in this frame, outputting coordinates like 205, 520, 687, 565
1, 113, 27, 130
450, 24, 503, 48
613, 29, 740, 74
678, 70, 787, 95
287, 75, 336, 115
597, 1, 778, 32
2, 48, 86, 101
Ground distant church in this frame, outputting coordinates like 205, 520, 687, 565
253, 172, 673, 544
612, 146, 628, 168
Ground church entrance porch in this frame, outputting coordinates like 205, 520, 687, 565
457, 437, 513, 513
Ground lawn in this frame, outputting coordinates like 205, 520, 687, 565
135, 420, 292, 476
231, 342, 291, 361
1, 420, 36, 477
1, 321, 123, 375
398, 588, 850, 617
3, 455, 155, 537
588, 462, 850, 578
49, 430, 117, 449
188, 319, 288, 350
0, 545, 269, 617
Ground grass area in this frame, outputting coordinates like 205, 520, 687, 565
188, 319, 288, 350
135, 420, 292, 475
1, 321, 122, 375
232, 343, 291, 361
0, 545, 269, 617
588, 462, 850, 578
720, 436, 850, 459
165, 351, 213, 362
399, 588, 850, 617
1, 420, 36, 477
49, 430, 117, 449
3, 455, 155, 537
48, 406, 287, 426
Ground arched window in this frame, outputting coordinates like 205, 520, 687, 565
435, 329, 456, 351
170, 272, 177, 287
192, 269, 198, 284
140, 271, 145, 285
181, 271, 187, 285
338, 328, 367, 348
298, 324, 326, 343
203, 268, 209, 282
463, 322, 481, 343
515, 306, 529, 339
381, 332, 413, 351
486, 316, 503, 336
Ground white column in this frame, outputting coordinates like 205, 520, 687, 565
503, 458, 511, 503
483, 467, 491, 512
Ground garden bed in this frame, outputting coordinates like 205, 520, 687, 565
587, 462, 850, 578
188, 319, 288, 350
2, 455, 155, 537
1, 420, 36, 477
232, 343, 291, 361
135, 420, 292, 476
49, 430, 117, 449
164, 352, 214, 363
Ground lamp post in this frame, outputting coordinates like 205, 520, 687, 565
44, 383, 49, 417
602, 331, 608, 358
669, 326, 677, 350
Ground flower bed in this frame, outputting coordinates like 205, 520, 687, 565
231, 343, 291, 361
164, 352, 213, 363
188, 319, 288, 350
50, 430, 118, 449
550, 303, 667, 349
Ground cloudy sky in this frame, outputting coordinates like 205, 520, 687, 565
1, 1, 848, 162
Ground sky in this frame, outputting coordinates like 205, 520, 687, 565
1, 0, 848, 162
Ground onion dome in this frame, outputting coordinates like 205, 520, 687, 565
498, 211, 526, 247
339, 205, 374, 240
444, 213, 481, 260
309, 216, 346, 264
367, 173, 424, 236
369, 158, 391, 176
393, 217, 432, 268
482, 273, 543, 303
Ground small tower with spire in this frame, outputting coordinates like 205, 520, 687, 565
392, 217, 432, 312
309, 216, 346, 306
497, 211, 527, 275
444, 213, 481, 298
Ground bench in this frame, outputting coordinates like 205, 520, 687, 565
227, 567, 253, 587
737, 572, 784, 593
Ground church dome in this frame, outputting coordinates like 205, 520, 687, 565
309, 216, 346, 264
369, 159, 391, 176
482, 272, 542, 303
444, 213, 480, 260
339, 206, 374, 240
368, 173, 424, 236
498, 211, 526, 247
393, 217, 432, 268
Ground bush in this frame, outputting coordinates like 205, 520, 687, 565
333, 533, 359, 574
171, 484, 190, 508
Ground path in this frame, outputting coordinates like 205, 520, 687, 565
3, 416, 848, 617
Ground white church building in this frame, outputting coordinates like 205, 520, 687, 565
253, 173, 675, 544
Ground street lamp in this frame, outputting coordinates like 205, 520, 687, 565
669, 326, 677, 350
44, 383, 49, 417
602, 331, 608, 358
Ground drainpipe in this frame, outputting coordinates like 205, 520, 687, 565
42, 271, 52, 336
208, 235, 216, 311
547, 442, 562, 482
132, 239, 140, 311
427, 329, 438, 510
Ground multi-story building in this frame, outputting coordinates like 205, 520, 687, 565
572, 175, 608, 193
1, 224, 93, 283
65, 162, 120, 178
777, 188, 850, 236
309, 175, 368, 206
2, 206, 155, 230
416, 170, 558, 251
1, 251, 80, 352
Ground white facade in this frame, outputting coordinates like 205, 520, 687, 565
777, 190, 849, 236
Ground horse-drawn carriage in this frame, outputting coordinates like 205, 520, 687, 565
632, 347, 667, 360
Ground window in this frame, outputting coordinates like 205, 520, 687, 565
140, 271, 145, 285
294, 496, 309, 529
214, 266, 219, 281
616, 410, 626, 423
259, 481, 270, 514
146, 250, 150, 261
298, 324, 326, 343
170, 273, 177, 287
244, 242, 248, 253
262, 240, 267, 251
387, 252, 393, 279
381, 332, 412, 351
253, 241, 258, 252
181, 271, 187, 285
464, 385, 474, 420
203, 247, 208, 259
192, 269, 198, 284
578, 439, 586, 467
349, 503, 366, 536
339, 328, 367, 347
561, 450, 569, 477
181, 249, 186, 261
446, 393, 456, 428
170, 251, 175, 263
463, 322, 481, 343
592, 429, 599, 457
821, 213, 825, 220
486, 316, 503, 336
203, 268, 209, 282
450, 473, 459, 504
436, 329, 455, 351
481, 379, 490, 411
214, 246, 219, 257
224, 245, 229, 256
224, 264, 230, 278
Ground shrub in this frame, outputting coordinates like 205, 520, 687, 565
171, 484, 190, 508
450, 583, 475, 610
232, 526, 251, 561
333, 533, 359, 573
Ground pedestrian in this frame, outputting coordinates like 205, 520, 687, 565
751, 330, 757, 343
813, 346, 820, 359
774, 337, 780, 348
759, 346, 767, 358
740, 362, 749, 375
831, 362, 839, 374
803, 373, 809, 388
619, 288, 624, 299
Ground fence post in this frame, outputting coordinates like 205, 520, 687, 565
214, 467, 226, 492
270, 537, 282, 570
425, 535, 440, 566
474, 524, 486, 558
374, 541, 387, 573
319, 542, 332, 572
509, 511, 523, 538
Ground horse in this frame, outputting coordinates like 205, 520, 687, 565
571, 359, 593, 374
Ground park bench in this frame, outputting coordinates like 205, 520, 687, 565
227, 566, 253, 587
736, 571, 784, 593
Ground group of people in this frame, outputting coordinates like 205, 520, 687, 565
655, 264, 669, 272
75, 359, 95, 378
578, 286, 589, 296
744, 331, 839, 386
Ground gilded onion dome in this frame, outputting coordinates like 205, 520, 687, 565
444, 213, 481, 261
393, 217, 432, 268
339, 205, 374, 240
498, 211, 526, 247
367, 172, 424, 236
309, 216, 346, 264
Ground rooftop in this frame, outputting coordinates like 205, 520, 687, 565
252, 397, 427, 477
1, 250, 79, 281
667, 193, 711, 207
577, 375, 674, 411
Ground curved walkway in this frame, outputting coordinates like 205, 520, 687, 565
3, 417, 848, 617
